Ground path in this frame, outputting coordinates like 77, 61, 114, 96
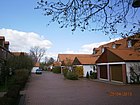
24, 71, 140, 105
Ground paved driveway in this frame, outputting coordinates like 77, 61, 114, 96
24, 71, 140, 105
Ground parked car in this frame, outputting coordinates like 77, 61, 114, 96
31, 67, 39, 73
36, 69, 42, 74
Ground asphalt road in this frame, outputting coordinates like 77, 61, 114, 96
24, 71, 140, 105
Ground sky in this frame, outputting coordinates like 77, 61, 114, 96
0, 0, 123, 60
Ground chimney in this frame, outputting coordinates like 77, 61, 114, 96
4, 41, 10, 50
0, 36, 5, 47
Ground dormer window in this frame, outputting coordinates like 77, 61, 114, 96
112, 44, 116, 49
128, 40, 132, 48
93, 48, 96, 54
101, 47, 105, 53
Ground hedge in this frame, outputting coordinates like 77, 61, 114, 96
0, 85, 20, 105
0, 69, 30, 105
52, 66, 61, 73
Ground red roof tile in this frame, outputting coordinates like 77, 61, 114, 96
12, 52, 28, 56
53, 61, 61, 66
58, 54, 91, 61
108, 48, 140, 61
34, 62, 40, 67
73, 55, 98, 65
58, 54, 92, 65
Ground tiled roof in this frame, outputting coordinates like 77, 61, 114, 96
53, 61, 61, 66
93, 34, 140, 55
58, 54, 91, 61
99, 38, 127, 49
34, 62, 40, 67
58, 54, 92, 66
58, 34, 140, 65
12, 52, 28, 56
108, 48, 140, 61
73, 55, 98, 65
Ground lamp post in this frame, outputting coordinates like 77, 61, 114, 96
132, 0, 140, 8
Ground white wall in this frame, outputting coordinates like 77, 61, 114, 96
83, 65, 94, 77
126, 62, 140, 83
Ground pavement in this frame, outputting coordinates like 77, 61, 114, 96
23, 71, 140, 105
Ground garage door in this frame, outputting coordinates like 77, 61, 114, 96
111, 65, 123, 82
100, 65, 108, 79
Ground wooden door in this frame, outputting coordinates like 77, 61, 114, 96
100, 65, 108, 79
111, 65, 123, 82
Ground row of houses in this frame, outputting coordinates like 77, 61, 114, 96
0, 36, 12, 61
0, 36, 13, 84
55, 34, 140, 84
0, 36, 13, 67
0, 36, 29, 84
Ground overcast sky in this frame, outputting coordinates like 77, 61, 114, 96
0, 0, 121, 60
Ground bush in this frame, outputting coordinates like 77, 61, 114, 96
0, 97, 15, 105
8, 69, 30, 89
62, 68, 68, 78
52, 66, 61, 73
86, 72, 90, 79
5, 85, 20, 98
74, 66, 84, 78
62, 68, 78, 80
66, 71, 78, 80
14, 69, 30, 89
90, 71, 97, 79
1, 85, 21, 105
7, 55, 33, 71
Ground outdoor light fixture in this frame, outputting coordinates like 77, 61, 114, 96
132, 0, 140, 8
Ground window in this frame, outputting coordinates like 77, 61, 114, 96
93, 49, 96, 54
112, 44, 116, 49
101, 48, 105, 53
128, 40, 132, 48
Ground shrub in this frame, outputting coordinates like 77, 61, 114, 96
86, 72, 90, 79
90, 71, 97, 79
5, 85, 20, 98
7, 55, 33, 71
0, 69, 30, 92
66, 71, 78, 80
0, 97, 15, 105
2, 85, 21, 105
62, 68, 68, 78
14, 69, 30, 89
94, 72, 97, 79
52, 66, 61, 73
75, 66, 84, 78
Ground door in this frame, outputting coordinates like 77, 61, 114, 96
111, 65, 123, 82
100, 65, 108, 79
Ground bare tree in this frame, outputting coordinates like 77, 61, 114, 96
46, 57, 55, 66
30, 46, 46, 63
35, 0, 140, 37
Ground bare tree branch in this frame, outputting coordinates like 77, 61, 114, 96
30, 46, 46, 63
35, 0, 140, 37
